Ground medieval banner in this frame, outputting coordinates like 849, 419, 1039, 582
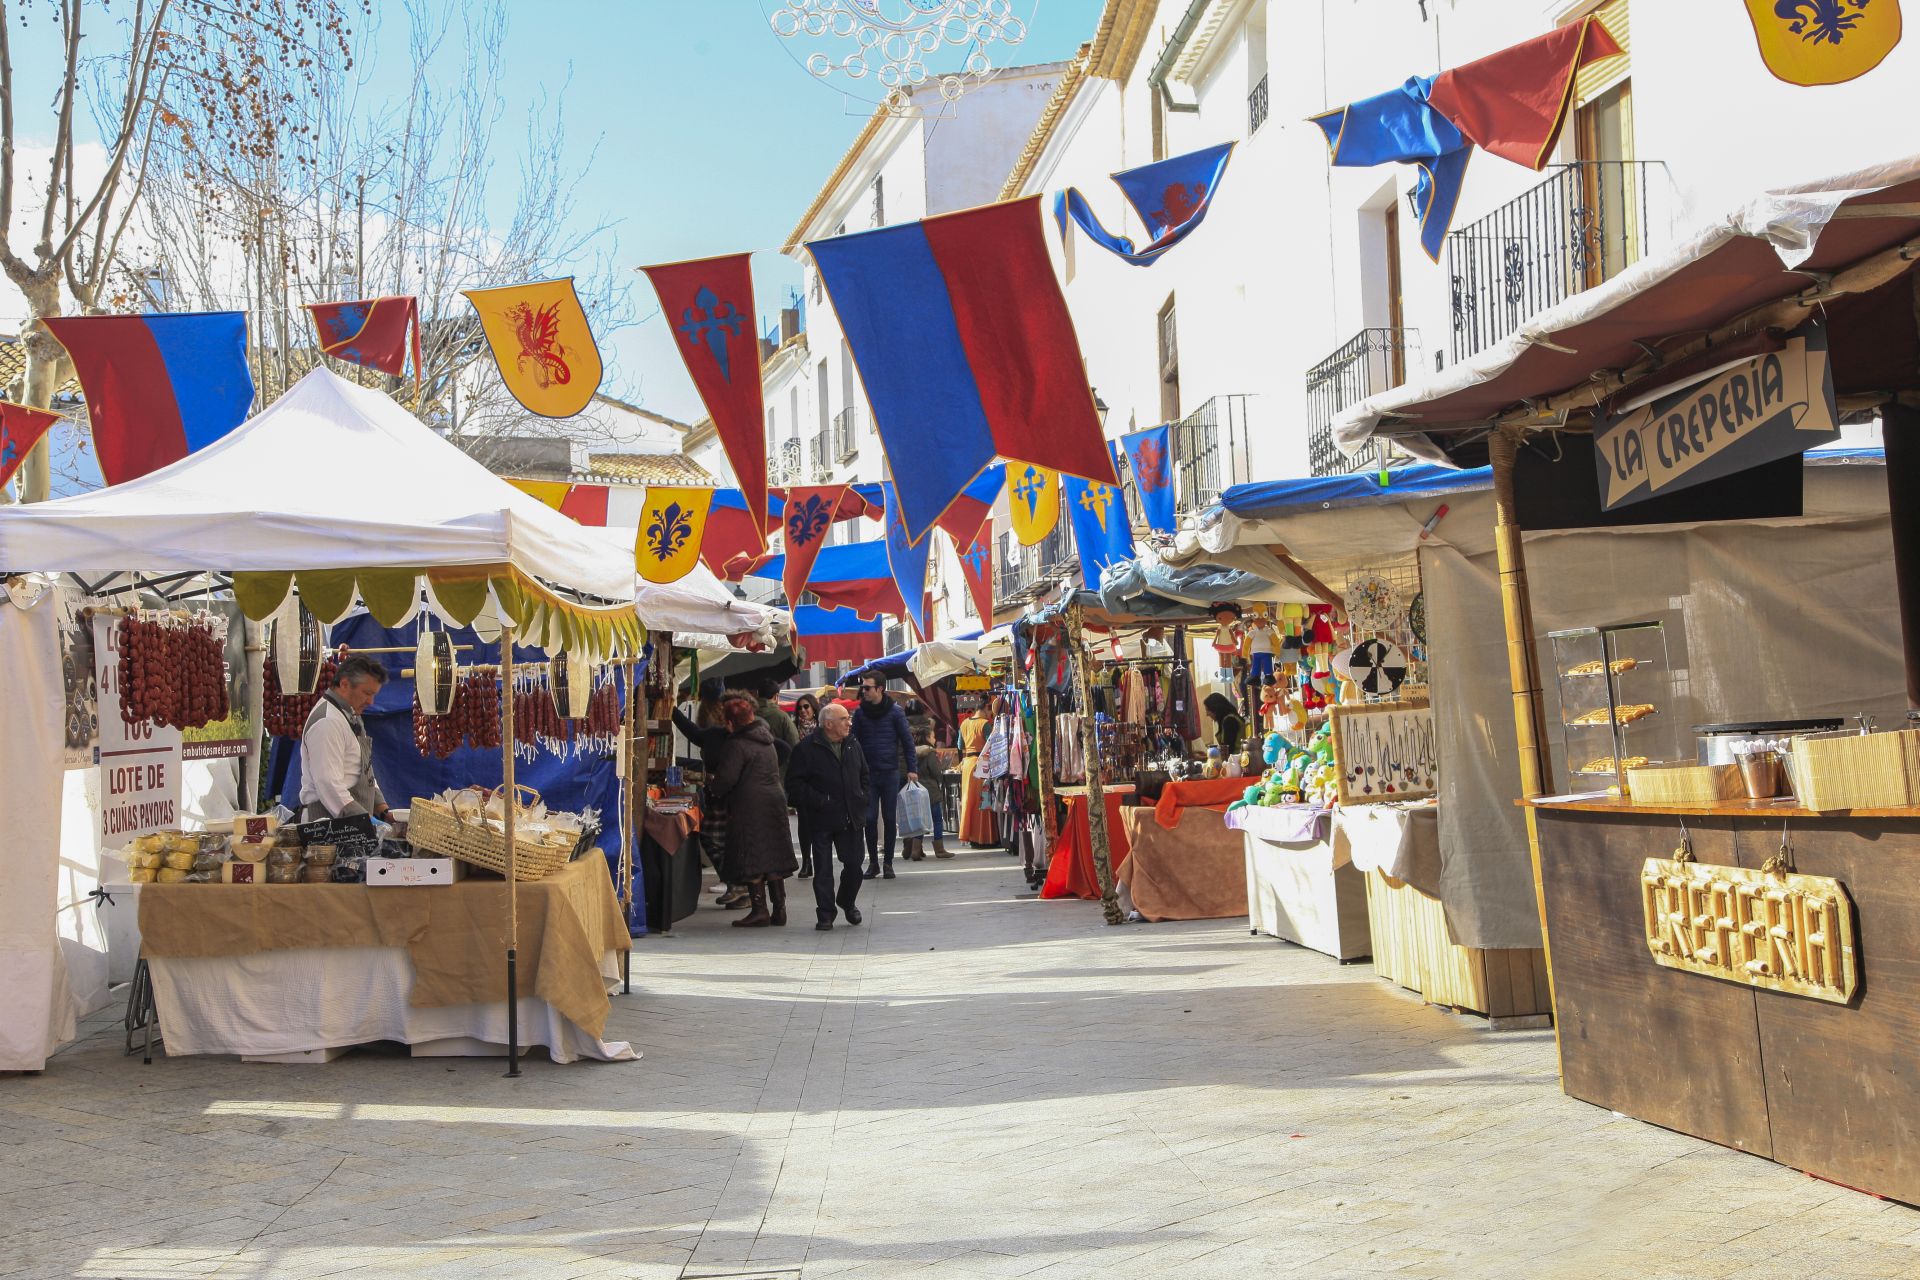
463, 278, 603, 418
1743, 0, 1901, 86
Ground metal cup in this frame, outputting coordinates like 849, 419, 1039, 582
1736, 747, 1785, 799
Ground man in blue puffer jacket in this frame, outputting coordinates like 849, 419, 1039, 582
848, 675, 917, 879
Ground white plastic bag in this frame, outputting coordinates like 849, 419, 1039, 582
897, 780, 933, 839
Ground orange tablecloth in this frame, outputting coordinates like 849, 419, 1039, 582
1040, 792, 1132, 900
1153, 776, 1255, 829
1118, 806, 1248, 921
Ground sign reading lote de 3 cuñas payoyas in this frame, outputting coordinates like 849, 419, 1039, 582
1593, 318, 1840, 511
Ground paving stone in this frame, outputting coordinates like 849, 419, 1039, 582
7, 847, 1919, 1277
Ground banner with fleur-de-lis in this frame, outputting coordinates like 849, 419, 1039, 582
641, 253, 768, 553
1063, 443, 1135, 591
1743, 0, 1901, 86
634, 486, 716, 584
781, 484, 849, 604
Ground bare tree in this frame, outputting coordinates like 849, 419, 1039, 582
121, 0, 634, 485
0, 0, 365, 501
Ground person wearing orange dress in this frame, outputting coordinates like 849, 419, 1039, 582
957, 702, 997, 846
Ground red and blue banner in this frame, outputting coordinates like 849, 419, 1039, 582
0, 401, 61, 493
958, 517, 995, 628
701, 487, 781, 580
883, 482, 933, 642
781, 484, 849, 604
1063, 443, 1136, 591
749, 538, 901, 620
792, 604, 885, 667
306, 296, 420, 379
936, 462, 1003, 547
1055, 142, 1235, 267
1120, 425, 1176, 533
1311, 17, 1622, 261
806, 197, 1116, 544
44, 312, 254, 485
642, 253, 769, 554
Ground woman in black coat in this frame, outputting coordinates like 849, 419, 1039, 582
706, 692, 799, 927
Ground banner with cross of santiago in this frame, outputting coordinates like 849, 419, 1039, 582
1063, 442, 1135, 591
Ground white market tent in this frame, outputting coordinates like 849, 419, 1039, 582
0, 367, 772, 1071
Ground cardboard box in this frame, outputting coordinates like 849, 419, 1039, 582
364, 857, 463, 887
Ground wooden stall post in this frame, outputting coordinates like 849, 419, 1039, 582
1488, 428, 1561, 1054
1031, 626, 1058, 849
1066, 603, 1124, 926
1880, 403, 1920, 709
500, 620, 520, 1078
649, 633, 669, 937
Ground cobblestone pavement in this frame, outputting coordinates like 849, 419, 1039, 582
6, 845, 1920, 1279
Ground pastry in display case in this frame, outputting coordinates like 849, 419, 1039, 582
1549, 621, 1685, 795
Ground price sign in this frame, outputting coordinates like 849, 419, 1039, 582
94, 613, 184, 846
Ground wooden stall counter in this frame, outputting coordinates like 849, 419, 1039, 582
1524, 795, 1920, 1205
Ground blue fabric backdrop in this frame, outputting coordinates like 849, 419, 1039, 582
271, 613, 644, 932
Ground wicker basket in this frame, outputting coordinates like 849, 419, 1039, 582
1626, 762, 1742, 806
1789, 730, 1920, 812
408, 785, 573, 881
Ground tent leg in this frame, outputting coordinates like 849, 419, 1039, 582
501, 620, 521, 1079
1489, 428, 1560, 1063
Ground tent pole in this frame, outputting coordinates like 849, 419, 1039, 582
1067, 603, 1123, 925
241, 620, 267, 812
1488, 428, 1560, 1058
619, 652, 636, 992
500, 620, 520, 1078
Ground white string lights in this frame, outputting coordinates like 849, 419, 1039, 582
766, 0, 1035, 111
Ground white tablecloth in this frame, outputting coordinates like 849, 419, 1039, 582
149, 946, 636, 1064
1332, 803, 1442, 897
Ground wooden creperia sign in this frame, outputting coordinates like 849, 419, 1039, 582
1641, 849, 1856, 1004
1594, 319, 1839, 511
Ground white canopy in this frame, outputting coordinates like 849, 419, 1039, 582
0, 368, 633, 602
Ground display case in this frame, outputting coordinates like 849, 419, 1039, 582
1548, 621, 1684, 795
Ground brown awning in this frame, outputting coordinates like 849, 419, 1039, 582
1335, 155, 1920, 462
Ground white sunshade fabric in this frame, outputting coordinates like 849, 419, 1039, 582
0, 368, 633, 602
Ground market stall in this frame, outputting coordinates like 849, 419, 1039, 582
0, 369, 666, 1069
1190, 464, 1554, 1012
1332, 155, 1920, 1200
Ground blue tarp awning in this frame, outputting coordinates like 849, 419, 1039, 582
1220, 462, 1491, 519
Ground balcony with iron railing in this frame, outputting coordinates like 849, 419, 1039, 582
1171, 394, 1252, 514
766, 437, 802, 486
994, 524, 1074, 606
1248, 72, 1269, 135
1305, 328, 1419, 478
1446, 160, 1670, 364
832, 405, 861, 462
808, 430, 829, 475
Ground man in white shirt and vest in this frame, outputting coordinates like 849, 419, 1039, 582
298, 655, 393, 823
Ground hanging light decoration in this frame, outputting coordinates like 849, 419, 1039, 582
766, 0, 1036, 112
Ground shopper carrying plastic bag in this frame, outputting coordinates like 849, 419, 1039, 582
897, 778, 934, 860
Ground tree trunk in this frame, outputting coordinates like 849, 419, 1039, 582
16, 315, 69, 504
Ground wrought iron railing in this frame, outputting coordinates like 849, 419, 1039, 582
832, 405, 861, 462
995, 524, 1074, 604
809, 430, 829, 473
1170, 395, 1252, 514
766, 437, 802, 485
1248, 72, 1269, 135
1446, 160, 1668, 363
1305, 328, 1419, 477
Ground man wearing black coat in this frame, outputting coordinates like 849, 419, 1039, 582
785, 702, 871, 930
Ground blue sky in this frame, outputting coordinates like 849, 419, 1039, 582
362, 1, 1108, 423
